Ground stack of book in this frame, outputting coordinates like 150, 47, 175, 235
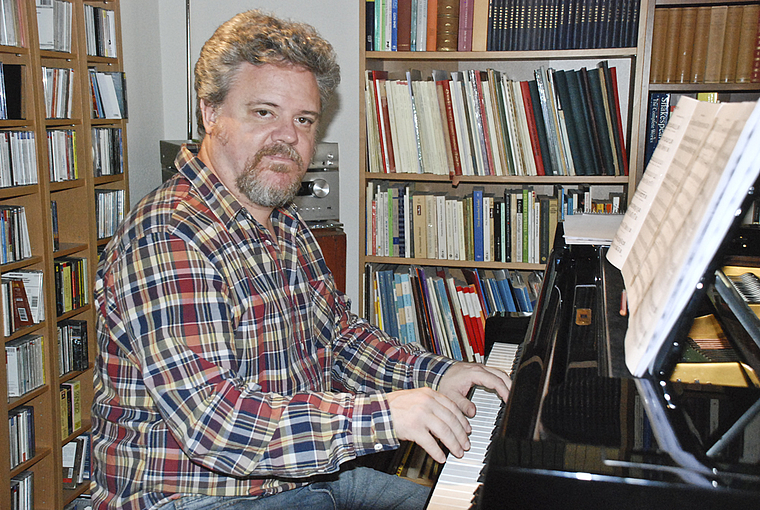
8, 405, 34, 469
41, 67, 74, 119
5, 333, 45, 398
365, 61, 628, 178
53, 256, 89, 316
84, 4, 118, 57
95, 188, 125, 239
46, 129, 78, 182
366, 182, 623, 263
35, 0, 71, 52
0, 0, 24, 47
61, 433, 90, 490
92, 127, 124, 177
0, 131, 38, 187
650, 4, 760, 84
57, 319, 89, 376
0, 205, 32, 264
10, 470, 32, 510
89, 71, 128, 120
2, 270, 43, 336
364, 264, 540, 360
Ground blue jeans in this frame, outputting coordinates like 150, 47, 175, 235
157, 466, 431, 510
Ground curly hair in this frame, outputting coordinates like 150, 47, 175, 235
194, 10, 341, 136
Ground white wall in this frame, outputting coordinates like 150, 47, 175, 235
121, 0, 363, 308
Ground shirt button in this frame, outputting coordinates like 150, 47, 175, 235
374, 443, 383, 452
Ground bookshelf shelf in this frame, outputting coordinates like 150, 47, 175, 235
366, 47, 641, 61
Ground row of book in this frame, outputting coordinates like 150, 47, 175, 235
9, 405, 34, 469
58, 319, 88, 376
95, 188, 124, 239
84, 4, 117, 58
42, 66, 74, 119
365, 264, 540, 361
367, 0, 640, 52
367, 0, 462, 52
0, 0, 24, 47
2, 270, 43, 337
365, 61, 628, 178
5, 333, 45, 398
650, 4, 760, 85
0, 61, 22, 120
54, 256, 88, 316
62, 432, 90, 490
89, 70, 127, 120
36, 0, 71, 53
486, 0, 641, 51
0, 131, 38, 188
92, 127, 124, 176
10, 470, 32, 510
366, 182, 624, 263
0, 205, 32, 264
60, 379, 82, 438
47, 129, 78, 182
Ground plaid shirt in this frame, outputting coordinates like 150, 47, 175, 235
91, 145, 453, 509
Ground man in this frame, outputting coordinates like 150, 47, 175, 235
92, 10, 510, 510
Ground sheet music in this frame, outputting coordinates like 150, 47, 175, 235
607, 97, 760, 376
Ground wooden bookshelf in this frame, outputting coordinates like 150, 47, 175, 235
0, 2, 129, 508
635, 0, 760, 178
358, 0, 651, 484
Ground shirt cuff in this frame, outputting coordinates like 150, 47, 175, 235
412, 353, 457, 390
351, 392, 398, 455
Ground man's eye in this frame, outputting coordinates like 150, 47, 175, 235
255, 110, 272, 118
297, 117, 314, 126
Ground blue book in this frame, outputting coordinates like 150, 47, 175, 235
433, 277, 463, 361
473, 187, 484, 261
493, 269, 517, 313
379, 269, 400, 338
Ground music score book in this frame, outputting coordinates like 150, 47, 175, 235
607, 96, 760, 377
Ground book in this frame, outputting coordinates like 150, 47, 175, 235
436, 0, 459, 50
61, 380, 82, 433
719, 5, 744, 83
736, 4, 760, 83
471, 0, 489, 51
703, 5, 728, 83
457, 0, 474, 51
397, 0, 412, 51
675, 7, 697, 83
689, 6, 712, 83
649, 7, 668, 83
662, 7, 683, 83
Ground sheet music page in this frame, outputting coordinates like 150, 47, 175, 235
606, 98, 700, 270
606, 97, 760, 376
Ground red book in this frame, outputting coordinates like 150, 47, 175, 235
519, 81, 546, 176
609, 67, 629, 176
434, 72, 463, 177
371, 70, 396, 173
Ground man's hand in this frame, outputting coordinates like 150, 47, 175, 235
386, 363, 511, 464
386, 388, 471, 463
437, 362, 511, 418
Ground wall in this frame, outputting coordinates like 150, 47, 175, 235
120, 0, 363, 308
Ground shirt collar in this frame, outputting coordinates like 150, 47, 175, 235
174, 144, 301, 231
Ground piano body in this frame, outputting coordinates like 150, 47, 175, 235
474, 224, 760, 509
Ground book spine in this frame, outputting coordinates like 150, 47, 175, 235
736, 4, 760, 83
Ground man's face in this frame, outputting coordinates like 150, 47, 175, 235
202, 62, 321, 210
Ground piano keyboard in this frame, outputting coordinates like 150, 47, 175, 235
426, 342, 519, 509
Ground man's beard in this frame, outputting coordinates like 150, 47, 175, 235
236, 143, 304, 208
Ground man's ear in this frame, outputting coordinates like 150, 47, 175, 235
200, 99, 218, 134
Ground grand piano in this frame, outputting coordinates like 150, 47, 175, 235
426, 95, 760, 510
427, 221, 760, 509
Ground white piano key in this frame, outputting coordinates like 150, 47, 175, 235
426, 342, 518, 509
